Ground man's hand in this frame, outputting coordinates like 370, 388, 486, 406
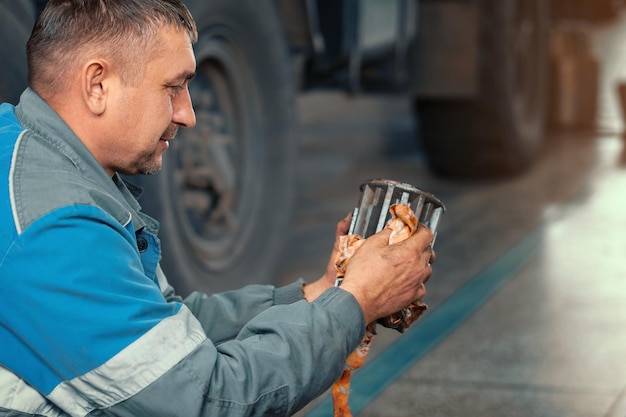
340, 224, 434, 324
303, 213, 352, 302
304, 213, 435, 326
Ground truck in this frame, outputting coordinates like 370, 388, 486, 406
0, 0, 617, 295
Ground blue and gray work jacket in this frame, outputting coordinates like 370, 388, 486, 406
0, 88, 365, 416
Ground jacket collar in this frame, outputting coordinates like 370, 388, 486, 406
15, 87, 152, 233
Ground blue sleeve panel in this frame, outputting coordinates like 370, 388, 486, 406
0, 204, 181, 395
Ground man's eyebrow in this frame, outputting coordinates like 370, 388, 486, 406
167, 70, 196, 84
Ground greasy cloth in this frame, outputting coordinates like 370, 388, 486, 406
331, 203, 427, 417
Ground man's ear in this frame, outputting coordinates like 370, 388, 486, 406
82, 60, 109, 116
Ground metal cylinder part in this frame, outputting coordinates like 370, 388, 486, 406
348, 179, 445, 242
347, 179, 445, 332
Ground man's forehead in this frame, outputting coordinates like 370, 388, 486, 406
152, 26, 195, 59
151, 28, 196, 82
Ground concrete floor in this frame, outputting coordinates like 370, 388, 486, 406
281, 11, 626, 417
355, 135, 626, 417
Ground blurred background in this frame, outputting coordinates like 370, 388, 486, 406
2, 0, 626, 415
280, 2, 626, 416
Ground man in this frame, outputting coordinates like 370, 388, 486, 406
0, 1, 435, 416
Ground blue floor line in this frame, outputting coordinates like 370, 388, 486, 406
304, 225, 545, 417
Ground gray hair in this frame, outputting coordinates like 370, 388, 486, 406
27, 0, 198, 95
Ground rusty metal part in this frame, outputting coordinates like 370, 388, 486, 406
349, 179, 445, 332
349, 179, 445, 242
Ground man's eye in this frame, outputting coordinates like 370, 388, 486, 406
167, 85, 184, 96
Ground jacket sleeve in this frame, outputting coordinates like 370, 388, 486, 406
107, 289, 364, 417
0, 205, 365, 417
158, 260, 307, 345
179, 280, 306, 344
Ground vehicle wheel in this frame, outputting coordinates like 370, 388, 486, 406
138, 0, 296, 296
415, 0, 549, 178
0, 0, 35, 104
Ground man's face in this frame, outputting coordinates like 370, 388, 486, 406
105, 26, 196, 176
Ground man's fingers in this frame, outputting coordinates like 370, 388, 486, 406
395, 223, 433, 251
416, 223, 435, 245
336, 212, 352, 237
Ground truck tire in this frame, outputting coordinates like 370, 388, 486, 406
416, 0, 549, 178
137, 0, 296, 296
0, 0, 35, 104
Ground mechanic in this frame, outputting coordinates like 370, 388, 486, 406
0, 1, 435, 416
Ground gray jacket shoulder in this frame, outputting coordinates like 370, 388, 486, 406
10, 128, 132, 232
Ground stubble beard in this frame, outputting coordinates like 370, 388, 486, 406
133, 126, 178, 175
116, 144, 165, 176
135, 153, 163, 176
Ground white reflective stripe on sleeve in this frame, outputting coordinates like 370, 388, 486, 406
48, 305, 207, 417
0, 365, 68, 416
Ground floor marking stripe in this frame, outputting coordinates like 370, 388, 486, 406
304, 225, 545, 416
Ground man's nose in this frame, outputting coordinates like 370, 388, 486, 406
173, 87, 196, 128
